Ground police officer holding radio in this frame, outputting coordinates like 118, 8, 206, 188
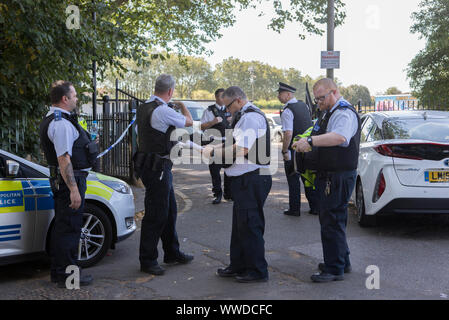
203, 86, 272, 283
292, 78, 361, 283
135, 74, 194, 276
277, 82, 318, 216
201, 88, 232, 204
39, 81, 98, 287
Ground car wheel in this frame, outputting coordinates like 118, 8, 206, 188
77, 203, 113, 268
356, 180, 377, 227
275, 132, 283, 143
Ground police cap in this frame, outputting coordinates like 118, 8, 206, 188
278, 82, 296, 93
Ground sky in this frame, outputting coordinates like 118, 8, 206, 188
203, 0, 426, 96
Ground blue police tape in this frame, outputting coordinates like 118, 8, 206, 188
97, 112, 136, 159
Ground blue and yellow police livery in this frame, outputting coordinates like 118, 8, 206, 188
0, 149, 136, 267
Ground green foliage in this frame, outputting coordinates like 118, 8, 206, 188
340, 84, 372, 106
384, 87, 402, 95
407, 0, 449, 108
253, 99, 284, 110
0, 0, 347, 157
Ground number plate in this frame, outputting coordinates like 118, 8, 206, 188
425, 170, 449, 183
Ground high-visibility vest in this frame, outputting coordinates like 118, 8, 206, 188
293, 126, 316, 189
78, 117, 88, 131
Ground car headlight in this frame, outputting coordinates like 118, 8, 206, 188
99, 180, 131, 194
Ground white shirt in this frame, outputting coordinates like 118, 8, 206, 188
147, 95, 187, 132
280, 98, 298, 132
46, 107, 79, 157
224, 103, 270, 177
201, 103, 224, 124
327, 97, 359, 147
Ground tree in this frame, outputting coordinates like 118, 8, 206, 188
407, 0, 449, 108
340, 84, 372, 106
1, 0, 347, 156
384, 87, 402, 95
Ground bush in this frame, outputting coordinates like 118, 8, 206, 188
253, 99, 283, 110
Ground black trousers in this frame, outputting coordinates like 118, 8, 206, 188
139, 161, 180, 267
316, 170, 356, 275
228, 170, 272, 278
208, 163, 231, 197
50, 175, 87, 281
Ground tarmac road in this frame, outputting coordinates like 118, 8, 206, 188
1, 144, 449, 300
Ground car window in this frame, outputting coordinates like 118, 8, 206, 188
0, 154, 46, 179
383, 118, 449, 142
360, 117, 375, 143
366, 124, 382, 142
186, 107, 204, 121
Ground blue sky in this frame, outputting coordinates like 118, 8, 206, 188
204, 0, 426, 95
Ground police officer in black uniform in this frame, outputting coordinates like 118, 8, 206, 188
39, 81, 97, 287
135, 74, 194, 276
293, 78, 361, 282
278, 82, 318, 216
201, 88, 232, 204
203, 86, 272, 283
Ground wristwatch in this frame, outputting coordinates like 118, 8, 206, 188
307, 136, 313, 147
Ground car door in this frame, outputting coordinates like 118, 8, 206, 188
0, 155, 37, 259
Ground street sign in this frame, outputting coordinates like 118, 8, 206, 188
321, 51, 340, 69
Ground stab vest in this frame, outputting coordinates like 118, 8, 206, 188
136, 100, 176, 156
310, 100, 361, 172
206, 104, 230, 137
39, 111, 92, 170
281, 100, 313, 150
230, 106, 271, 166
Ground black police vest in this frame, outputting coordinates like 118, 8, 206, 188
230, 106, 271, 166
39, 112, 92, 170
136, 100, 176, 156
314, 103, 361, 172
282, 101, 313, 150
206, 104, 230, 137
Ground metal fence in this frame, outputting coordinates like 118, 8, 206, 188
356, 99, 448, 114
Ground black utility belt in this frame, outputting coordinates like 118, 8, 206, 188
235, 168, 260, 178
49, 166, 89, 179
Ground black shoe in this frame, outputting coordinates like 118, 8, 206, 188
318, 263, 352, 274
311, 272, 344, 283
235, 274, 268, 283
141, 264, 165, 275
57, 274, 93, 288
223, 194, 232, 200
283, 210, 300, 216
212, 194, 222, 204
216, 266, 244, 278
164, 252, 194, 264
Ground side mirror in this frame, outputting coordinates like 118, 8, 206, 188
6, 160, 20, 178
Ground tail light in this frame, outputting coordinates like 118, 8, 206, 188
373, 144, 423, 160
372, 169, 386, 203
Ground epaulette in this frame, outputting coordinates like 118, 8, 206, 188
54, 110, 62, 121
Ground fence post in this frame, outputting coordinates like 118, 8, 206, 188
129, 99, 137, 183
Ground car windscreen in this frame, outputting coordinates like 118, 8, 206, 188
383, 118, 449, 143
187, 107, 204, 121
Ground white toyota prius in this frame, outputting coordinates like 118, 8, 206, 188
354, 111, 449, 227
0, 149, 136, 267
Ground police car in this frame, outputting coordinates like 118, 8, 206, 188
0, 148, 136, 267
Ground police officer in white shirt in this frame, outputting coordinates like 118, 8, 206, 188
203, 86, 272, 283
136, 74, 194, 276
39, 80, 97, 287
200, 88, 232, 204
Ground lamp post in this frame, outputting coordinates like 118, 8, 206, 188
327, 0, 335, 80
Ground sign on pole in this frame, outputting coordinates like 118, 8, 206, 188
321, 51, 340, 69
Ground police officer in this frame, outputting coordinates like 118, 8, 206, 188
201, 88, 232, 204
39, 81, 96, 287
292, 78, 361, 282
203, 86, 272, 283
137, 74, 194, 276
278, 82, 318, 216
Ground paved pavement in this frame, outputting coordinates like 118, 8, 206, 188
1, 144, 449, 300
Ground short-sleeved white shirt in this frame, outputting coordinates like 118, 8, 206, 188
201, 103, 224, 124
327, 97, 359, 147
147, 95, 187, 132
280, 98, 298, 132
46, 107, 79, 157
224, 103, 269, 177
